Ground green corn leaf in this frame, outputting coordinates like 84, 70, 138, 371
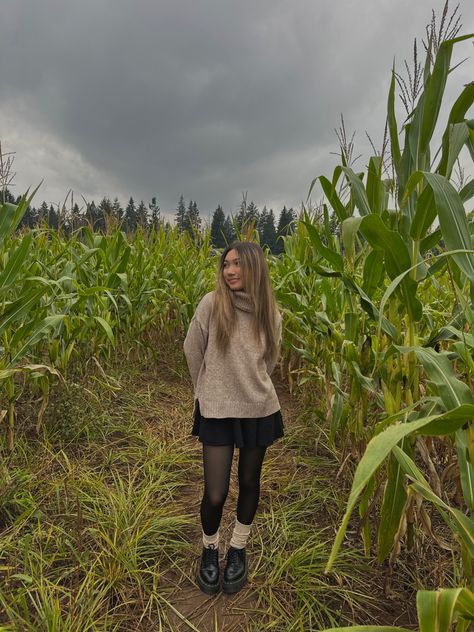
392, 445, 474, 557
342, 216, 363, 261
455, 428, 474, 511
378, 249, 474, 337
456, 588, 474, 618
342, 274, 397, 340
325, 404, 474, 572
105, 245, 131, 287
398, 125, 415, 211
437, 71, 474, 177
93, 316, 115, 344
359, 214, 422, 322
8, 315, 66, 366
377, 446, 408, 563
0, 233, 33, 293
366, 156, 384, 215
460, 178, 474, 203
425, 324, 474, 349
307, 172, 348, 222
341, 167, 372, 216
404, 166, 474, 284
0, 184, 40, 247
425, 170, 474, 282
387, 65, 401, 177
344, 312, 359, 342
321, 176, 348, 222
411, 479, 474, 558
395, 345, 474, 410
418, 33, 474, 157
362, 250, 384, 298
0, 287, 46, 338
443, 121, 470, 180
303, 220, 344, 272
420, 228, 441, 254
417, 590, 437, 632
410, 184, 436, 241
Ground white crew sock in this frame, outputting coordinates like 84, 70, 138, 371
229, 519, 251, 549
202, 529, 219, 549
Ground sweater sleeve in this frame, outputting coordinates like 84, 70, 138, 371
183, 296, 211, 389
266, 312, 282, 376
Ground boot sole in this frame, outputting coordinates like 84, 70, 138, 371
222, 563, 248, 594
196, 573, 220, 595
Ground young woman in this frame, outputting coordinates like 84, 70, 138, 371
183, 241, 284, 595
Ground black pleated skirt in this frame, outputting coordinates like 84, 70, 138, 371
191, 400, 284, 448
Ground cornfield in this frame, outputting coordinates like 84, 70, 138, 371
0, 17, 473, 632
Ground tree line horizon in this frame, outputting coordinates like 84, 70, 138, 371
3, 188, 297, 254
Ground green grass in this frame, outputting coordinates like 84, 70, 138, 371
0, 346, 420, 630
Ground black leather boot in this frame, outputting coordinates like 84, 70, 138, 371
196, 544, 220, 595
222, 546, 247, 594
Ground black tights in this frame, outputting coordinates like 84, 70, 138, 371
200, 444, 267, 535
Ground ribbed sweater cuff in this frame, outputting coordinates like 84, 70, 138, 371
199, 399, 280, 419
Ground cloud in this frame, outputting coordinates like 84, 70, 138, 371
0, 0, 473, 217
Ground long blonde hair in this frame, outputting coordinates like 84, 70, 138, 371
213, 242, 278, 361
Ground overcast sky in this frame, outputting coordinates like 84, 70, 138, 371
0, 0, 473, 222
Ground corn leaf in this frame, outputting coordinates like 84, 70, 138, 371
377, 446, 408, 562
418, 33, 474, 157
395, 345, 474, 410
325, 404, 474, 572
0, 233, 33, 293
341, 167, 372, 216
359, 214, 422, 322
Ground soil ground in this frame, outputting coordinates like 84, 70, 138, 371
131, 355, 420, 632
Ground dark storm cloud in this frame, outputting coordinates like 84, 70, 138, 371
1, 0, 473, 217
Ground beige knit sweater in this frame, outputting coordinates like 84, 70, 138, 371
183, 290, 281, 419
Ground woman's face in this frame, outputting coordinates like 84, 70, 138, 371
223, 249, 244, 290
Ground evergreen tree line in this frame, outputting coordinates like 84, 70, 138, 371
3, 188, 297, 254
206, 199, 297, 254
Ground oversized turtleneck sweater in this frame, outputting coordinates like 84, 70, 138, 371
183, 290, 281, 419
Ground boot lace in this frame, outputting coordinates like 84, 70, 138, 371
203, 544, 218, 565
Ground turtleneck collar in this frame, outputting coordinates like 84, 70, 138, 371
231, 290, 254, 313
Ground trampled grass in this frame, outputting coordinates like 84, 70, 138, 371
0, 342, 422, 631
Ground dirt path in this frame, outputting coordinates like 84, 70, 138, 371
136, 358, 417, 632
154, 378, 300, 632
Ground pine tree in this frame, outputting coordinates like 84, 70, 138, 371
259, 207, 277, 252
247, 201, 259, 226
223, 215, 235, 245
190, 200, 201, 238
124, 197, 137, 232
235, 198, 259, 233
48, 204, 59, 230
183, 199, 201, 240
37, 201, 49, 226
112, 198, 123, 225
235, 198, 248, 232
257, 206, 268, 242
98, 197, 113, 233
19, 204, 36, 229
275, 206, 297, 254
136, 200, 148, 230
183, 199, 193, 235
175, 195, 186, 233
0, 188, 15, 204
210, 205, 226, 248
71, 203, 82, 232
149, 196, 161, 231
86, 201, 100, 231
